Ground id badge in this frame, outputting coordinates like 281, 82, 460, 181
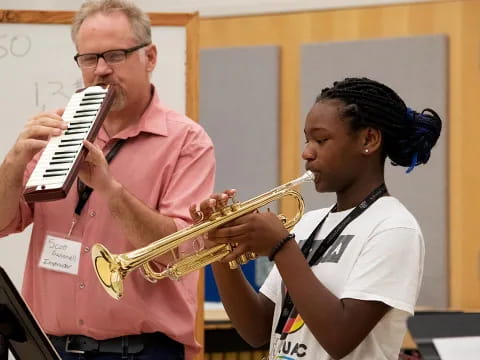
38, 234, 82, 275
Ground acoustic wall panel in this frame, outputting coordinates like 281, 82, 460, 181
200, 46, 280, 299
300, 35, 448, 308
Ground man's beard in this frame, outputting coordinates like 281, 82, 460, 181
95, 79, 126, 111
110, 89, 126, 111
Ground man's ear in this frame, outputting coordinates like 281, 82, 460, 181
361, 127, 382, 155
145, 44, 157, 73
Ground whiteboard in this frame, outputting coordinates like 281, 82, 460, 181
0, 11, 198, 290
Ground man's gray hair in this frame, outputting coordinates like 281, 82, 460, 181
71, 0, 152, 45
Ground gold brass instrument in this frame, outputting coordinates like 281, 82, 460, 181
92, 171, 314, 300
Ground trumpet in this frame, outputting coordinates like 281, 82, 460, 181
92, 171, 314, 300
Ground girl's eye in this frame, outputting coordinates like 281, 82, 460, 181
304, 138, 328, 145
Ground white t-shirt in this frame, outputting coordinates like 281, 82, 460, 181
260, 197, 424, 360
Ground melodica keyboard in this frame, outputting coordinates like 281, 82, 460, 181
23, 85, 116, 202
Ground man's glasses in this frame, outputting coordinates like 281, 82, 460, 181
74, 43, 150, 68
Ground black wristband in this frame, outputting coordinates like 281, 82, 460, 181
268, 233, 295, 261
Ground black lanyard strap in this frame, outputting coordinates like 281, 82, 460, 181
274, 183, 387, 335
74, 139, 126, 216
303, 183, 387, 266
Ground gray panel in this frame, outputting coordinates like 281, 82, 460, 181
300, 35, 448, 308
200, 46, 279, 197
200, 46, 280, 284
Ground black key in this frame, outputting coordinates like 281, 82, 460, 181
49, 160, 74, 165
84, 92, 106, 97
65, 131, 88, 135
59, 143, 82, 147
52, 156, 75, 161
43, 173, 67, 177
73, 113, 97, 118
54, 151, 77, 155
61, 139, 84, 143
68, 121, 92, 125
45, 168, 69, 172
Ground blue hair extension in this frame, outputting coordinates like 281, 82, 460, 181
406, 107, 416, 121
406, 152, 418, 173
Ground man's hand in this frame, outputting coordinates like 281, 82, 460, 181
8, 109, 66, 169
78, 140, 120, 196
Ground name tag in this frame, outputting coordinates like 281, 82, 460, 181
38, 235, 82, 275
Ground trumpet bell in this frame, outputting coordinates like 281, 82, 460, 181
92, 244, 124, 300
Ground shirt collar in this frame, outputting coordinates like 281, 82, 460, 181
97, 85, 168, 144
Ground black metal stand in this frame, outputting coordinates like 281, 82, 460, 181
0, 267, 60, 360
0, 304, 27, 360
0, 334, 7, 360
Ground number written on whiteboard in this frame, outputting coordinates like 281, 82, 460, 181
0, 33, 31, 59
34, 80, 84, 111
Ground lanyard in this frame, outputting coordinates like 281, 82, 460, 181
74, 139, 126, 216
274, 183, 387, 335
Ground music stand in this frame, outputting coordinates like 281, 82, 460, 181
407, 311, 480, 360
0, 266, 60, 360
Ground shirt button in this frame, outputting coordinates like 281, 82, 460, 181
79, 319, 84, 326
89, 210, 96, 217
79, 283, 86, 289
84, 246, 90, 253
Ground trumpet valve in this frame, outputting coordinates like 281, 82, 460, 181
225, 243, 238, 269
208, 211, 222, 221
237, 254, 249, 265
220, 206, 233, 216
231, 195, 240, 211
228, 260, 240, 269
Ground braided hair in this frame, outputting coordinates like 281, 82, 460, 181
317, 77, 442, 172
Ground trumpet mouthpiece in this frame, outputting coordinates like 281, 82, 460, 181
304, 170, 314, 182
288, 170, 314, 187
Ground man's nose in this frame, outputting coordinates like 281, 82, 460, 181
94, 57, 112, 76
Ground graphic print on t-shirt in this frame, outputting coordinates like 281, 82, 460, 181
299, 234, 354, 265
281, 309, 304, 338
320, 234, 354, 263
274, 287, 308, 359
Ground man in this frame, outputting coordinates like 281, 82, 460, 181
0, 0, 215, 359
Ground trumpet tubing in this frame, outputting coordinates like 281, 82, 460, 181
92, 171, 314, 299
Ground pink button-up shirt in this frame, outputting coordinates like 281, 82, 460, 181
0, 88, 215, 359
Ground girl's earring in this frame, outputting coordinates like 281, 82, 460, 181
364, 149, 369, 153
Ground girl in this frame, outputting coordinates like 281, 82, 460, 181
192, 77, 442, 360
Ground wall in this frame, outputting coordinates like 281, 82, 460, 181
3, 0, 439, 17
198, 0, 480, 310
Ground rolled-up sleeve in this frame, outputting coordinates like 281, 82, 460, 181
0, 159, 37, 237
